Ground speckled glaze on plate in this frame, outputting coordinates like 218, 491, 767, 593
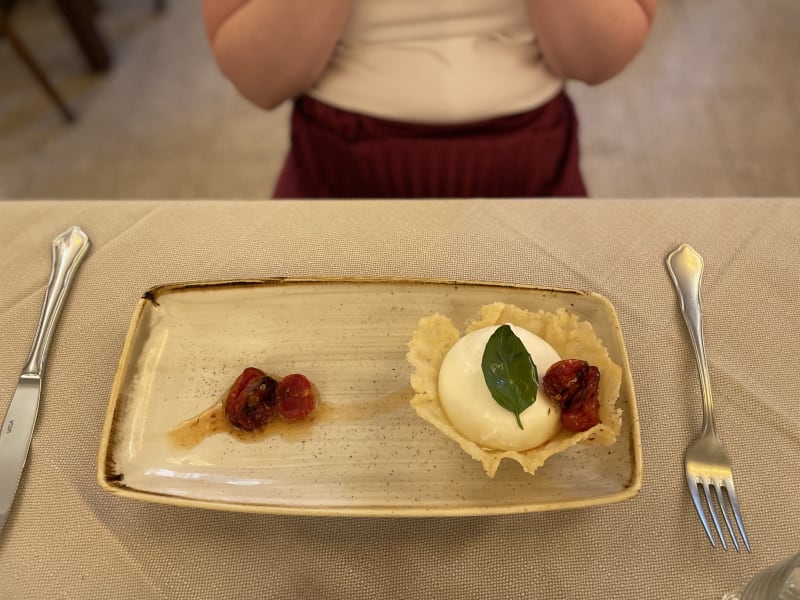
97, 278, 642, 517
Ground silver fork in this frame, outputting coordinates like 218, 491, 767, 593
666, 243, 751, 552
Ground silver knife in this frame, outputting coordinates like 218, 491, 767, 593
0, 226, 90, 532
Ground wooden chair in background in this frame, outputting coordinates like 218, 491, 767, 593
0, 6, 76, 121
2, 0, 169, 123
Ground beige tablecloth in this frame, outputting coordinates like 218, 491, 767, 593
0, 199, 798, 599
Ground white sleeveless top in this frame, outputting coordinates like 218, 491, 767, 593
309, 0, 563, 124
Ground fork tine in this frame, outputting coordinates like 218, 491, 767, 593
725, 478, 752, 553
702, 478, 728, 550
687, 475, 717, 548
714, 481, 740, 552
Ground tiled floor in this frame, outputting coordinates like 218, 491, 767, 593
0, 0, 798, 199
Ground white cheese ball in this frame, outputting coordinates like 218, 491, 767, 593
438, 324, 562, 451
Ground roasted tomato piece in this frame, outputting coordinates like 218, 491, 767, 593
543, 359, 601, 432
560, 365, 601, 432
224, 369, 279, 431
226, 367, 265, 403
542, 359, 587, 407
276, 374, 317, 421
561, 400, 601, 432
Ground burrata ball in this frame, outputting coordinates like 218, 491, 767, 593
437, 324, 562, 451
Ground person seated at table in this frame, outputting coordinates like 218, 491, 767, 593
202, 0, 657, 199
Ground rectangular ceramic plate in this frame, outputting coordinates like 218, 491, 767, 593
98, 279, 642, 516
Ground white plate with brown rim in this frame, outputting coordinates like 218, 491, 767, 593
97, 278, 642, 517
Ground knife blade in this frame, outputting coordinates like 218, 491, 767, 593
0, 226, 90, 532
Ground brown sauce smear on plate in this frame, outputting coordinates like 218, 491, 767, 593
167, 396, 331, 450
167, 387, 407, 450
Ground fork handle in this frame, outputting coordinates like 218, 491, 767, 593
667, 244, 716, 434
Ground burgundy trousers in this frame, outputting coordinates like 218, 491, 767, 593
273, 91, 587, 198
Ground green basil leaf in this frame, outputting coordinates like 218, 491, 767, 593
481, 324, 539, 429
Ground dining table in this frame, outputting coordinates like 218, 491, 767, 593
0, 198, 797, 599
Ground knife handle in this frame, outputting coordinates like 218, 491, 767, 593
22, 227, 90, 376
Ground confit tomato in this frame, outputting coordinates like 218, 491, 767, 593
276, 374, 317, 421
224, 368, 279, 431
543, 359, 601, 433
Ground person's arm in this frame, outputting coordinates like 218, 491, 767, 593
526, 0, 657, 85
202, 0, 351, 109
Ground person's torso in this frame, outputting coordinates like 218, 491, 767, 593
309, 0, 563, 123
